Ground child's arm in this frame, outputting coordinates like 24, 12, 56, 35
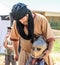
6, 44, 14, 50
3, 35, 8, 48
3, 36, 14, 51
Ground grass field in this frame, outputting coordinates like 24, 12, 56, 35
51, 39, 60, 65
52, 39, 60, 53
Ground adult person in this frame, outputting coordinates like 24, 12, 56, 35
10, 3, 54, 65
4, 27, 16, 65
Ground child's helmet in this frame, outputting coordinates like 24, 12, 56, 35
31, 36, 47, 58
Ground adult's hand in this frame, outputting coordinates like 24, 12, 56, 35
14, 53, 19, 61
43, 50, 50, 60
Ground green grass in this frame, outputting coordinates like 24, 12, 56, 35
51, 39, 60, 64
53, 39, 60, 53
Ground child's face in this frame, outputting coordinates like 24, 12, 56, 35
31, 46, 43, 58
7, 29, 11, 35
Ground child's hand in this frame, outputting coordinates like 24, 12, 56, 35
6, 35, 9, 38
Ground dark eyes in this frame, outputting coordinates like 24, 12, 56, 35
37, 48, 41, 51
32, 47, 41, 51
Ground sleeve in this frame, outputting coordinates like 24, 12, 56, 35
41, 16, 54, 42
10, 20, 19, 41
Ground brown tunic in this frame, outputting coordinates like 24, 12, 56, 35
10, 13, 54, 65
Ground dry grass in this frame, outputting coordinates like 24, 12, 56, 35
50, 53, 60, 65
0, 55, 5, 65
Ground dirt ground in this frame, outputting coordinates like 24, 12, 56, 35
0, 55, 5, 65
0, 53, 60, 65
0, 55, 18, 65
50, 53, 60, 65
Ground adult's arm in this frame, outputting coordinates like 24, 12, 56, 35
10, 20, 20, 60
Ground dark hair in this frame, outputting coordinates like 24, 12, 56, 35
11, 3, 28, 20
11, 3, 34, 43
7, 27, 11, 29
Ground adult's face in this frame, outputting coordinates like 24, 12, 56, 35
19, 14, 28, 25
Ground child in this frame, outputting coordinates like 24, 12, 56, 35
4, 27, 16, 65
26, 36, 47, 65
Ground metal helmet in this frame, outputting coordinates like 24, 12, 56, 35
31, 36, 47, 58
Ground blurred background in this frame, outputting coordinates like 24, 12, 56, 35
0, 0, 60, 65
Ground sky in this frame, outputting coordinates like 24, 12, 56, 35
0, 0, 60, 15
